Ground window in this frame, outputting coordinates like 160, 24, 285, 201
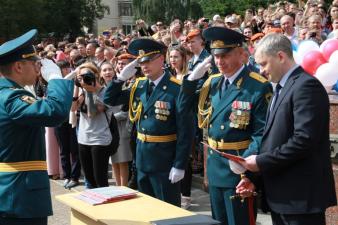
119, 2, 133, 16
122, 24, 133, 35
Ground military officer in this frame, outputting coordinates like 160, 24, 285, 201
0, 30, 74, 225
184, 27, 272, 225
104, 38, 195, 206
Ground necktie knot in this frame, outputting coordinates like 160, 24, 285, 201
275, 83, 282, 93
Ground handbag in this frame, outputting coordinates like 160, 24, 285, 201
104, 111, 120, 155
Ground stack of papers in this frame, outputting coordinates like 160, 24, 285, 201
75, 186, 138, 205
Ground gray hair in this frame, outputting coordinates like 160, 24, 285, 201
255, 33, 293, 58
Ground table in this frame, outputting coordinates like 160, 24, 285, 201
56, 187, 195, 225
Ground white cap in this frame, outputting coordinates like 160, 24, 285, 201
213, 14, 221, 21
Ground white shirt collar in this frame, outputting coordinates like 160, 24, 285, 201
278, 64, 299, 88
149, 72, 165, 86
224, 65, 245, 84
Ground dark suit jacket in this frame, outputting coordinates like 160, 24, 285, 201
256, 66, 337, 214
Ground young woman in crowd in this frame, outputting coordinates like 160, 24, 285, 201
168, 45, 189, 80
71, 62, 113, 188
100, 61, 132, 186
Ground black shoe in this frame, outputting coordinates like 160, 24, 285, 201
66, 180, 79, 189
128, 174, 137, 190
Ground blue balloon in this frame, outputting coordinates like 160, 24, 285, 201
291, 40, 298, 51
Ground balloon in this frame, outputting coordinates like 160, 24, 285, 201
329, 50, 338, 64
291, 40, 298, 51
320, 39, 338, 61
297, 40, 320, 64
301, 50, 326, 75
293, 51, 301, 65
315, 63, 338, 86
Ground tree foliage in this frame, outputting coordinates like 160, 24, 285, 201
132, 0, 203, 24
198, 0, 301, 18
0, 0, 109, 41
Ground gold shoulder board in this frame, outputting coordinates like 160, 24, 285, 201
21, 95, 36, 104
209, 73, 222, 79
170, 76, 182, 85
249, 72, 267, 83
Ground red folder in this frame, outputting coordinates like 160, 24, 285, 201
201, 142, 245, 163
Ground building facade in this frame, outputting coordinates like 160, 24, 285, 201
96, 0, 134, 35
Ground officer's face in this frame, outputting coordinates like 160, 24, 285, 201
20, 59, 41, 85
254, 50, 284, 83
213, 48, 243, 76
139, 54, 164, 81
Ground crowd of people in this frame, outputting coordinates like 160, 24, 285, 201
0, 1, 338, 225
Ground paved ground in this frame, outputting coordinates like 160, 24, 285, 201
48, 173, 273, 225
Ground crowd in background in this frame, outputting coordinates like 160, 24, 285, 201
29, 0, 338, 210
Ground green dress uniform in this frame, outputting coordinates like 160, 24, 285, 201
184, 27, 273, 225
104, 39, 195, 206
0, 30, 74, 222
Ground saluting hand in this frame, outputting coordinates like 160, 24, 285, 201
40, 58, 62, 82
187, 55, 212, 81
117, 59, 138, 81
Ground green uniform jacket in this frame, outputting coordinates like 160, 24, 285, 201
0, 78, 73, 218
104, 71, 196, 173
185, 66, 272, 187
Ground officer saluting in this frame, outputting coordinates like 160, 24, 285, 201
0, 30, 74, 225
185, 27, 272, 225
104, 38, 195, 206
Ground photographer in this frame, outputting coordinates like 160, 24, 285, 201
71, 62, 114, 188
136, 19, 154, 37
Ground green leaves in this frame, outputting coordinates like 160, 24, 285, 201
0, 0, 109, 40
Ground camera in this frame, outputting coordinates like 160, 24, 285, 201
82, 72, 96, 86
309, 32, 317, 38
75, 72, 96, 87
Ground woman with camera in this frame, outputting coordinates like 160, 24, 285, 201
71, 62, 116, 188
100, 61, 132, 186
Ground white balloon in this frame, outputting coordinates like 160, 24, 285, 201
315, 63, 338, 86
297, 40, 320, 64
329, 50, 338, 64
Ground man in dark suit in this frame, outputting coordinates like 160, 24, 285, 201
237, 33, 337, 225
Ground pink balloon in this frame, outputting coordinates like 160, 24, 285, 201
301, 50, 327, 75
321, 39, 338, 61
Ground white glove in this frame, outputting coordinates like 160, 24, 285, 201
117, 59, 138, 81
40, 58, 62, 82
187, 55, 212, 81
229, 160, 246, 174
168, 167, 185, 184
63, 70, 77, 80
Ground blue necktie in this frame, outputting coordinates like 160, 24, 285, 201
271, 83, 282, 110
